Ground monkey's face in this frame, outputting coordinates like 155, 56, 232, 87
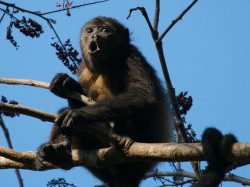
81, 17, 129, 74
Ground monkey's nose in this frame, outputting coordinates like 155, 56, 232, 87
91, 34, 97, 39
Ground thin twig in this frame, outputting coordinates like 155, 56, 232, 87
156, 0, 198, 43
41, 0, 109, 16
46, 20, 78, 68
127, 6, 188, 143
0, 1, 78, 69
0, 6, 7, 23
127, 0, 200, 179
145, 171, 250, 186
0, 0, 108, 70
0, 116, 23, 187
153, 0, 160, 32
127, 7, 157, 39
0, 1, 54, 22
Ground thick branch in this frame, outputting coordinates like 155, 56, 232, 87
1, 103, 249, 164
0, 142, 250, 170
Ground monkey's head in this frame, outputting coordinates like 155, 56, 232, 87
81, 17, 130, 73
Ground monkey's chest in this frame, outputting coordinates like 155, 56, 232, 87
80, 73, 114, 101
87, 80, 114, 101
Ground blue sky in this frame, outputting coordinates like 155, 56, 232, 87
1, 0, 250, 186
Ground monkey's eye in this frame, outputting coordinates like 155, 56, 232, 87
100, 26, 112, 33
84, 27, 93, 34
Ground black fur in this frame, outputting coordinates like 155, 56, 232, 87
193, 128, 237, 187
34, 17, 173, 187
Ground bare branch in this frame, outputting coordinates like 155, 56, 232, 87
127, 1, 200, 179
127, 7, 157, 39
153, 0, 160, 32
1, 142, 250, 169
0, 1, 53, 22
157, 0, 198, 43
41, 0, 109, 16
1, 102, 250, 164
0, 103, 56, 122
145, 171, 250, 186
0, 77, 94, 105
0, 77, 49, 88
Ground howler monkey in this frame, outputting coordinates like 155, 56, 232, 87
194, 128, 237, 187
34, 17, 174, 187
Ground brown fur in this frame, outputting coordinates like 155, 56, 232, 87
79, 66, 115, 101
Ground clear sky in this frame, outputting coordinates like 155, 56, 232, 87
1, 0, 250, 186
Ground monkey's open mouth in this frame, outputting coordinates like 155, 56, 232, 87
89, 41, 100, 54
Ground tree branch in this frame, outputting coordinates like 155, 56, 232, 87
0, 103, 56, 122
127, 0, 200, 179
145, 171, 250, 186
0, 102, 132, 150
153, 0, 160, 32
40, 0, 109, 16
1, 102, 250, 163
156, 0, 198, 43
0, 77, 95, 105
0, 142, 250, 169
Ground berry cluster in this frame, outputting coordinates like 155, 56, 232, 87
13, 16, 44, 38
51, 39, 82, 75
176, 91, 193, 115
56, 0, 73, 16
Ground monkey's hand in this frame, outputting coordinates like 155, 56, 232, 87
55, 108, 86, 130
50, 73, 83, 98
34, 141, 73, 170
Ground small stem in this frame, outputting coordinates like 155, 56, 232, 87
0, 116, 24, 187
41, 0, 109, 16
156, 0, 198, 43
153, 0, 160, 32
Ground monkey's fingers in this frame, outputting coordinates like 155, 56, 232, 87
55, 109, 70, 127
61, 110, 81, 129
50, 73, 70, 98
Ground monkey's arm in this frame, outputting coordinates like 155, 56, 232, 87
56, 85, 157, 127
55, 52, 164, 127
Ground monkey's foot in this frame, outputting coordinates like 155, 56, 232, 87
34, 142, 73, 170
